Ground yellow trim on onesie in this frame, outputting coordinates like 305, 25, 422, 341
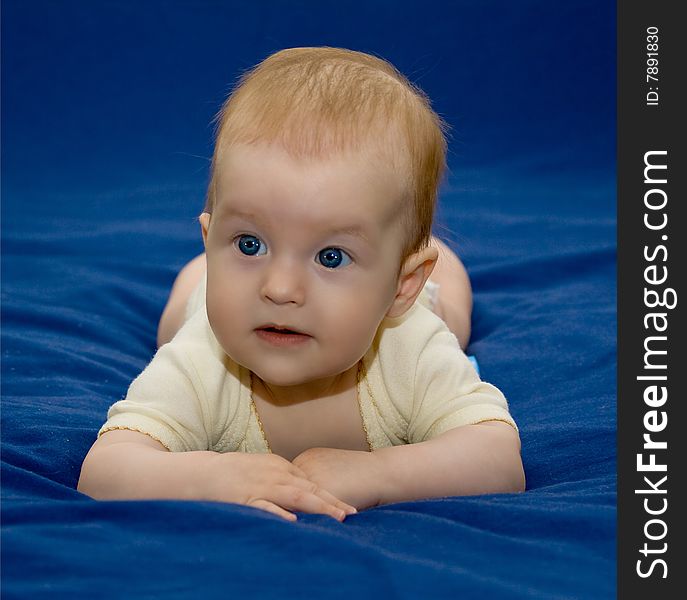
471, 418, 520, 433
97, 426, 173, 452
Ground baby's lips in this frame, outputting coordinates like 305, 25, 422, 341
256, 323, 311, 336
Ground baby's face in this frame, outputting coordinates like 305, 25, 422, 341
201, 142, 408, 387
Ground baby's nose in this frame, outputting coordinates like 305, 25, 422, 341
260, 262, 306, 306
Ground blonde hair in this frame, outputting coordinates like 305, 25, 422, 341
204, 47, 448, 265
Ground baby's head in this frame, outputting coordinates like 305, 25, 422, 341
199, 47, 447, 387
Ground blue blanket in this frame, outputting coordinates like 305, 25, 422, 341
1, 1, 616, 597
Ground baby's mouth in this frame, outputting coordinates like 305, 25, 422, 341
261, 327, 299, 335
256, 324, 311, 336
255, 324, 313, 346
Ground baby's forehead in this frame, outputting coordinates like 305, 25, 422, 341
213, 192, 394, 241
214, 143, 408, 223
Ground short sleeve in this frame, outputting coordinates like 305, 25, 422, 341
407, 330, 518, 444
97, 341, 210, 452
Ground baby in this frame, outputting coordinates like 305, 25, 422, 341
78, 47, 524, 522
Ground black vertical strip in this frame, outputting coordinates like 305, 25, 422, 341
618, 0, 685, 596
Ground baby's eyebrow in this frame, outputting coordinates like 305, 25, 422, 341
219, 206, 371, 244
216, 206, 262, 223
325, 224, 371, 243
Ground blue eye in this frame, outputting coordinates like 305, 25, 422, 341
236, 235, 266, 256
317, 247, 352, 269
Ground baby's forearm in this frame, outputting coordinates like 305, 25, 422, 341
372, 422, 525, 505
81, 436, 358, 520
78, 441, 217, 501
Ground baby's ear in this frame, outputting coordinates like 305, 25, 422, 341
386, 245, 439, 319
199, 213, 211, 247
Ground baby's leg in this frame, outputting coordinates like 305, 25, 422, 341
156, 253, 207, 348
427, 235, 473, 350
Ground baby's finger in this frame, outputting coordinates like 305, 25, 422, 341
276, 484, 350, 521
287, 463, 311, 480
287, 465, 357, 515
250, 498, 298, 522
315, 486, 358, 516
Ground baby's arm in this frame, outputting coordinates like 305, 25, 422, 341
372, 421, 524, 504
372, 313, 525, 503
78, 429, 223, 501
290, 421, 523, 511
77, 430, 357, 521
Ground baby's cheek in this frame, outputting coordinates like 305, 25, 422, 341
333, 302, 378, 351
206, 292, 238, 340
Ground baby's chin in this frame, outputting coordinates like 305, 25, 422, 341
249, 366, 336, 388
219, 337, 363, 389
246, 355, 361, 391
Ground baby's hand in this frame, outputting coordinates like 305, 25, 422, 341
291, 447, 385, 511
206, 452, 357, 522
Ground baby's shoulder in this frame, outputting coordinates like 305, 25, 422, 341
155, 308, 233, 377
366, 301, 473, 428
145, 310, 246, 425
376, 301, 457, 359
369, 302, 466, 397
